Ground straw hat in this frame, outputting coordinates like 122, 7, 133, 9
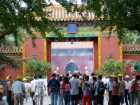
22, 78, 27, 81
118, 74, 123, 77
111, 75, 116, 78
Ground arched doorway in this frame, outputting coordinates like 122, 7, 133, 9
51, 41, 94, 74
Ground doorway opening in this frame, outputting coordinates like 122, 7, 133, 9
51, 41, 94, 74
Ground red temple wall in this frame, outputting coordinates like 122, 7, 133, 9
2, 36, 140, 79
101, 36, 121, 64
94, 38, 98, 70
24, 38, 46, 60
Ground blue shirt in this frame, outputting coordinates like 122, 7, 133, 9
12, 81, 25, 94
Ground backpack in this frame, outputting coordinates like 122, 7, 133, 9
83, 82, 91, 96
91, 81, 96, 95
98, 81, 105, 95
64, 83, 71, 92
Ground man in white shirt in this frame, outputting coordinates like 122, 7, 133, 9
124, 75, 131, 105
30, 76, 37, 105
34, 75, 46, 105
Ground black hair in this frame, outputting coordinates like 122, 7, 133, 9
98, 75, 102, 80
38, 75, 42, 79
64, 77, 69, 84
93, 76, 97, 81
85, 75, 89, 81
52, 73, 56, 77
73, 74, 77, 78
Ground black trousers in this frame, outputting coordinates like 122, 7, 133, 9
64, 92, 70, 105
71, 95, 78, 105
112, 95, 120, 105
7, 91, 14, 105
125, 90, 130, 105
97, 94, 104, 105
108, 91, 112, 105
31, 92, 35, 105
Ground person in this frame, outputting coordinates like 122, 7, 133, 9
131, 75, 140, 105
82, 75, 92, 105
128, 76, 135, 105
95, 75, 105, 105
58, 76, 64, 105
112, 76, 120, 105
124, 75, 131, 105
23, 78, 31, 102
48, 74, 60, 105
62, 77, 71, 105
0, 85, 8, 105
34, 75, 46, 105
91, 76, 97, 105
70, 74, 80, 105
11, 76, 25, 105
30, 76, 37, 105
118, 75, 125, 105
107, 76, 113, 105
6, 75, 14, 105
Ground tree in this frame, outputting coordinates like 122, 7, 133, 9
59, 0, 140, 42
99, 58, 126, 76
26, 60, 51, 77
121, 30, 138, 44
0, 0, 62, 45
0, 0, 62, 66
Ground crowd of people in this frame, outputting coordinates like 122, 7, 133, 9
47, 73, 140, 105
0, 72, 140, 105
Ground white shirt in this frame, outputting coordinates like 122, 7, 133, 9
30, 79, 37, 92
125, 81, 131, 90
25, 82, 31, 92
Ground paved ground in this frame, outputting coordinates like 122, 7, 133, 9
24, 93, 127, 105
24, 96, 51, 105
24, 95, 108, 105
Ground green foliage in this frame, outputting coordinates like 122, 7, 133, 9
26, 60, 51, 76
99, 58, 126, 76
121, 29, 138, 44
0, 1, 63, 66
136, 36, 140, 44
0, 0, 62, 45
60, 0, 140, 42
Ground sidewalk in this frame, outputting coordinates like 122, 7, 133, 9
24, 95, 126, 105
24, 96, 51, 105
